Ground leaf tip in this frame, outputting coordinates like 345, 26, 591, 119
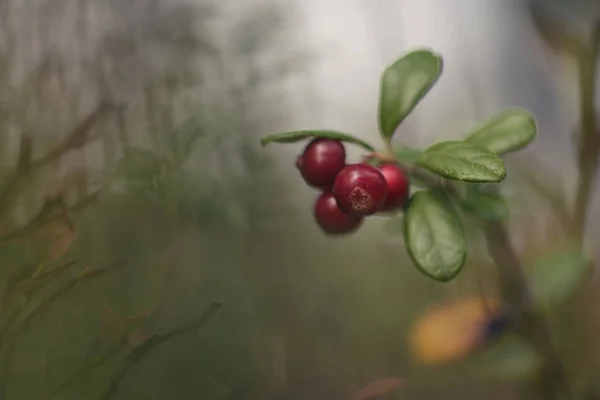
497, 166, 508, 182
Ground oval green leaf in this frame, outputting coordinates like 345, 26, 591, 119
260, 130, 375, 152
417, 141, 507, 182
460, 186, 509, 220
527, 242, 592, 309
378, 49, 443, 139
403, 190, 467, 281
465, 109, 537, 155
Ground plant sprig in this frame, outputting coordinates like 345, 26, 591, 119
259, 47, 580, 399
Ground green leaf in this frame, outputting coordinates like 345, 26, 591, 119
527, 243, 591, 309
465, 109, 537, 154
260, 130, 375, 152
460, 186, 509, 220
403, 190, 467, 281
378, 49, 443, 139
417, 141, 506, 182
394, 145, 422, 164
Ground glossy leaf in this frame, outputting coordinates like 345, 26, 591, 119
260, 130, 375, 152
403, 190, 467, 281
465, 109, 537, 155
460, 186, 509, 220
417, 141, 506, 182
378, 49, 443, 139
394, 145, 422, 164
527, 243, 591, 309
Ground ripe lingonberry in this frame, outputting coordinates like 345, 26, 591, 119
333, 163, 388, 216
313, 192, 363, 234
378, 163, 410, 211
296, 139, 346, 189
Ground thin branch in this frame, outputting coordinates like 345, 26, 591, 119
34, 259, 78, 281
572, 20, 600, 243
100, 301, 224, 400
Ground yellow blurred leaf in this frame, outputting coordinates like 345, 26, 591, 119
408, 296, 502, 365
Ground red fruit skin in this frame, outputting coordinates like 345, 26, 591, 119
296, 139, 346, 189
314, 192, 363, 234
379, 163, 410, 211
333, 164, 388, 216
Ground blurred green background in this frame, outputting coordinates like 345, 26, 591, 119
0, 0, 599, 399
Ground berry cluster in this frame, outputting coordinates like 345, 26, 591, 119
295, 138, 410, 235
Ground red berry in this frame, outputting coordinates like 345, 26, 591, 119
333, 164, 388, 216
379, 163, 410, 211
296, 139, 346, 189
313, 192, 363, 234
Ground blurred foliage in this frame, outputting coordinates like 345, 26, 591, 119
0, 1, 596, 400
